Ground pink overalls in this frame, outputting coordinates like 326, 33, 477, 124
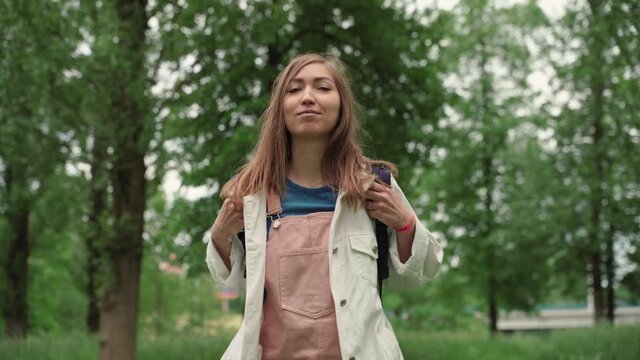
259, 193, 342, 359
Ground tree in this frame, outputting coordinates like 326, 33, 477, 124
544, 0, 639, 322
0, 0, 82, 338
422, 0, 550, 333
96, 0, 151, 358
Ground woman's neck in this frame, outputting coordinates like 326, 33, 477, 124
288, 137, 328, 188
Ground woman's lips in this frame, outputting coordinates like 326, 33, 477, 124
297, 110, 321, 115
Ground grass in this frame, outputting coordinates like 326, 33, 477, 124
399, 325, 640, 360
1, 325, 638, 359
0, 331, 235, 360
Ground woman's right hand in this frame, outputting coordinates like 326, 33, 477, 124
211, 198, 244, 245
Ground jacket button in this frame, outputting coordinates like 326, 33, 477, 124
340, 299, 347, 307
372, 245, 378, 255
333, 247, 338, 254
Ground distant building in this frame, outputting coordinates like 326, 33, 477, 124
498, 305, 640, 332
158, 252, 187, 276
217, 288, 240, 312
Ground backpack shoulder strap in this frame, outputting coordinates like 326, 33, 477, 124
371, 164, 391, 300
238, 231, 247, 278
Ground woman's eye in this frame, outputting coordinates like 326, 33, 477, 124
318, 86, 331, 91
287, 87, 301, 93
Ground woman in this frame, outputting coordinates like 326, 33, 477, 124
206, 53, 443, 360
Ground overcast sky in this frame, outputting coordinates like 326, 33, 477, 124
416, 0, 567, 18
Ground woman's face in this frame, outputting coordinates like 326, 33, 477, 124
283, 63, 341, 141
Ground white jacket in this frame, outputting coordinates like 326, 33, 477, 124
206, 175, 444, 359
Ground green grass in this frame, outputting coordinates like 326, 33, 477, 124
399, 325, 640, 360
0, 331, 235, 360
1, 325, 638, 359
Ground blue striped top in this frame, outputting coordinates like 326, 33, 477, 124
266, 178, 338, 235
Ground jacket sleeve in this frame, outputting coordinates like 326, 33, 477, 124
386, 174, 444, 290
205, 231, 246, 293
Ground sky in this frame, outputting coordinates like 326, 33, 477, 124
417, 0, 567, 18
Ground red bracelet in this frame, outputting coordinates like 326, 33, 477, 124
395, 216, 415, 233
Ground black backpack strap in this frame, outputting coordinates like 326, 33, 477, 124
237, 231, 267, 302
371, 164, 391, 299
237, 231, 247, 278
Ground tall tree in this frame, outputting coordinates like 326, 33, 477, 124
545, 0, 639, 322
97, 0, 150, 358
76, 0, 114, 335
423, 0, 549, 333
0, 0, 81, 338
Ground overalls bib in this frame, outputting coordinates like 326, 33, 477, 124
259, 192, 342, 359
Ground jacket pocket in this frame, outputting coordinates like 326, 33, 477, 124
279, 247, 335, 319
348, 234, 379, 287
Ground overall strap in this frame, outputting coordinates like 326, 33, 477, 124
266, 191, 282, 217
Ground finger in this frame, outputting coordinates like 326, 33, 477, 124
223, 198, 242, 211
369, 201, 386, 213
368, 181, 388, 192
374, 177, 392, 188
231, 198, 243, 209
365, 190, 385, 201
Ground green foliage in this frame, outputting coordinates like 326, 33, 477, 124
28, 234, 87, 335
385, 268, 481, 331
138, 254, 225, 337
27, 170, 90, 335
538, 0, 640, 315
410, 0, 556, 330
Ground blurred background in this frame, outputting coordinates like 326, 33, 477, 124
0, 0, 638, 359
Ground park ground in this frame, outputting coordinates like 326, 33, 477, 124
1, 321, 638, 360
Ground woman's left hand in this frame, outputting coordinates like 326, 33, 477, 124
365, 180, 413, 230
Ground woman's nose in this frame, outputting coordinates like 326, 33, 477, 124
301, 87, 315, 105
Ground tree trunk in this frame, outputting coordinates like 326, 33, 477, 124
2, 163, 30, 338
587, 82, 606, 323
99, 250, 144, 360
589, 251, 605, 322
98, 119, 147, 360
488, 275, 498, 334
605, 236, 615, 322
586, 0, 607, 324
478, 25, 499, 335
605, 207, 617, 323
98, 0, 148, 359
87, 132, 108, 334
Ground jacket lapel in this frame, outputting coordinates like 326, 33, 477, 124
241, 192, 267, 359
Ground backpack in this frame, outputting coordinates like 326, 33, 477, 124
237, 164, 392, 299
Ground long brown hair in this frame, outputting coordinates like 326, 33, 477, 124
221, 53, 396, 207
